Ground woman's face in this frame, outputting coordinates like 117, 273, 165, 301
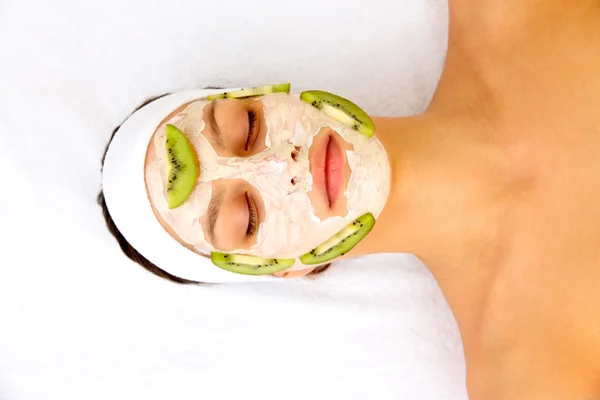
144, 93, 389, 274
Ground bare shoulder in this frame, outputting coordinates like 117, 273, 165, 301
449, 0, 600, 59
464, 254, 600, 400
460, 121, 600, 400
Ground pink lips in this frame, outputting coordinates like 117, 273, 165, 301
309, 129, 346, 211
325, 136, 343, 207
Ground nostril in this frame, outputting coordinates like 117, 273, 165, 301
291, 146, 301, 162
291, 177, 298, 185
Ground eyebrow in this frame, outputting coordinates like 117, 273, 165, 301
206, 101, 225, 150
206, 186, 225, 246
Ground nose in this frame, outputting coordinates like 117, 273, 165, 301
289, 146, 303, 186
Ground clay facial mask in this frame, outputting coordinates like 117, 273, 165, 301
145, 93, 390, 271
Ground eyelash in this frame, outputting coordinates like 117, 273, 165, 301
245, 192, 258, 237
245, 110, 257, 151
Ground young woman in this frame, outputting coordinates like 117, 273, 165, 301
100, 0, 600, 398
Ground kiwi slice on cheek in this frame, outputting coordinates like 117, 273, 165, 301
210, 253, 295, 276
300, 213, 375, 265
207, 83, 291, 101
165, 124, 199, 209
299, 90, 375, 137
210, 213, 375, 274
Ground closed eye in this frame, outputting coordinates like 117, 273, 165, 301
245, 110, 257, 151
245, 192, 258, 237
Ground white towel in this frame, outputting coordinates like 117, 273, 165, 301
0, 0, 466, 398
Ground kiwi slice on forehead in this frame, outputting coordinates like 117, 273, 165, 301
207, 83, 291, 101
211, 253, 295, 276
299, 90, 375, 137
300, 213, 376, 265
165, 124, 199, 209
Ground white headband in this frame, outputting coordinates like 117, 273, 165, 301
102, 88, 279, 283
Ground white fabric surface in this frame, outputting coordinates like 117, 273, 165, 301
0, 0, 466, 399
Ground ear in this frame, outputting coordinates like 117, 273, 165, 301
273, 267, 316, 279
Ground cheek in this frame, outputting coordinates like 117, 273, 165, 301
263, 100, 308, 148
247, 176, 345, 259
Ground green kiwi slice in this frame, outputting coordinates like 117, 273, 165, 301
165, 124, 199, 209
207, 83, 291, 101
299, 90, 375, 137
300, 213, 375, 265
211, 252, 295, 276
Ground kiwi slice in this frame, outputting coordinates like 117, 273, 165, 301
299, 90, 375, 137
165, 124, 199, 209
207, 83, 291, 101
211, 252, 295, 276
300, 213, 375, 265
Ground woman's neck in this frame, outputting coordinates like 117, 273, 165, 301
347, 110, 516, 292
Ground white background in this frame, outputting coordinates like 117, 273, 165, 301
0, 0, 466, 399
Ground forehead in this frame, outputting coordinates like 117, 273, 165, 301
143, 99, 212, 253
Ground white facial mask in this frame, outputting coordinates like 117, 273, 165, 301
145, 93, 390, 268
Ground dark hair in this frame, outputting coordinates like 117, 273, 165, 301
98, 93, 329, 283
